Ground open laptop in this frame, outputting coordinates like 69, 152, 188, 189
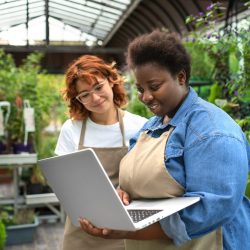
38, 148, 200, 231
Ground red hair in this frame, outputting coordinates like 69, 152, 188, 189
62, 55, 128, 120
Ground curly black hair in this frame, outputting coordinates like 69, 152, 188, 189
127, 30, 191, 84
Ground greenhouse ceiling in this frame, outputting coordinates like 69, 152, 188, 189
0, 0, 248, 73
0, 0, 248, 51
0, 0, 139, 48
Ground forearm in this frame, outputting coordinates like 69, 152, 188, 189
79, 218, 171, 241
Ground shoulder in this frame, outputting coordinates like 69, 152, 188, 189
59, 118, 82, 138
182, 97, 245, 146
123, 110, 148, 126
122, 111, 148, 138
61, 118, 82, 130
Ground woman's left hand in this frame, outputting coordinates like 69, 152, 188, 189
79, 217, 131, 239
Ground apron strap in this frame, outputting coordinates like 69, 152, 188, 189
117, 109, 126, 147
78, 108, 126, 149
78, 118, 87, 150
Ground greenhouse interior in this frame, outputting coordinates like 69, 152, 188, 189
0, 0, 250, 249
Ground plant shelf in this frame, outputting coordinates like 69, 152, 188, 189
0, 153, 37, 166
5, 216, 39, 246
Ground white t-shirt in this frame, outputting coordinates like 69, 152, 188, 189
55, 111, 148, 156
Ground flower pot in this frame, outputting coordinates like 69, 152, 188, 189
26, 183, 53, 195
0, 142, 6, 154
12, 143, 33, 154
27, 183, 44, 194
5, 216, 39, 246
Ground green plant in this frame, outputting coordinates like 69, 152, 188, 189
185, 41, 214, 81
0, 206, 36, 248
0, 219, 6, 250
185, 1, 250, 141
125, 72, 153, 119
246, 173, 250, 198
0, 206, 35, 226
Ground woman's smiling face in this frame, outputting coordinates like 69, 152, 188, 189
134, 63, 188, 118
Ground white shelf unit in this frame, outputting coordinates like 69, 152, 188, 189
26, 193, 65, 223
0, 153, 64, 223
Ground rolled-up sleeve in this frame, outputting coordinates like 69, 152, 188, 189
159, 212, 191, 246
160, 135, 248, 245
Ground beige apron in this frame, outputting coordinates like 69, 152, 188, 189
119, 127, 223, 250
62, 109, 126, 250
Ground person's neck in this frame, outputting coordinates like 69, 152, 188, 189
162, 115, 171, 125
89, 106, 118, 125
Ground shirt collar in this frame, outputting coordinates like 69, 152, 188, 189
169, 87, 198, 126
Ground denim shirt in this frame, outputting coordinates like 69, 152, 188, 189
129, 87, 250, 249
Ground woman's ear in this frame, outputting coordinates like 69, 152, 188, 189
178, 70, 186, 85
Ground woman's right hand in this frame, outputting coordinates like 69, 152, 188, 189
117, 188, 130, 205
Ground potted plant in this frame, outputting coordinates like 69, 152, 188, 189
7, 95, 35, 154
0, 206, 39, 246
0, 219, 6, 250
25, 164, 52, 195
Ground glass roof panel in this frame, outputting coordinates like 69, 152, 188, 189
49, 2, 99, 19
0, 0, 26, 10
114, 0, 131, 4
0, 7, 26, 18
0, 14, 26, 27
98, 16, 117, 24
105, 1, 130, 10
52, 0, 101, 15
28, 7, 45, 15
0, 0, 134, 45
29, 1, 45, 8
102, 6, 122, 15
0, 19, 25, 31
49, 9, 94, 24
95, 21, 114, 29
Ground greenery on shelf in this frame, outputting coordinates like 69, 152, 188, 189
0, 206, 35, 226
185, 2, 250, 143
0, 50, 66, 188
0, 49, 66, 155
0, 219, 6, 250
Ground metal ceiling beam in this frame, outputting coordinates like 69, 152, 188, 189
0, 45, 125, 54
154, 0, 181, 33
102, 0, 142, 46
26, 0, 29, 46
45, 0, 49, 45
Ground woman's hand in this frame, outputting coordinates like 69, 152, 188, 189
78, 217, 130, 239
79, 188, 170, 241
79, 218, 170, 240
78, 188, 132, 239
117, 187, 130, 205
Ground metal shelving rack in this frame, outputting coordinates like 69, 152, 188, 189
0, 153, 64, 222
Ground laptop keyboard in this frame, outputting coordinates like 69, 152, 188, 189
127, 209, 163, 223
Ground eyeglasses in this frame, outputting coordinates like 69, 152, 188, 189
75, 79, 107, 104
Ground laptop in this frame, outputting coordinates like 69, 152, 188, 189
38, 148, 200, 231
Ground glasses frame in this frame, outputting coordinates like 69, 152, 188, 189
75, 79, 107, 104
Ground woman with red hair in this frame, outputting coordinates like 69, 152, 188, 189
55, 55, 147, 250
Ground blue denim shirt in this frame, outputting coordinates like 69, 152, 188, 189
129, 87, 250, 250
